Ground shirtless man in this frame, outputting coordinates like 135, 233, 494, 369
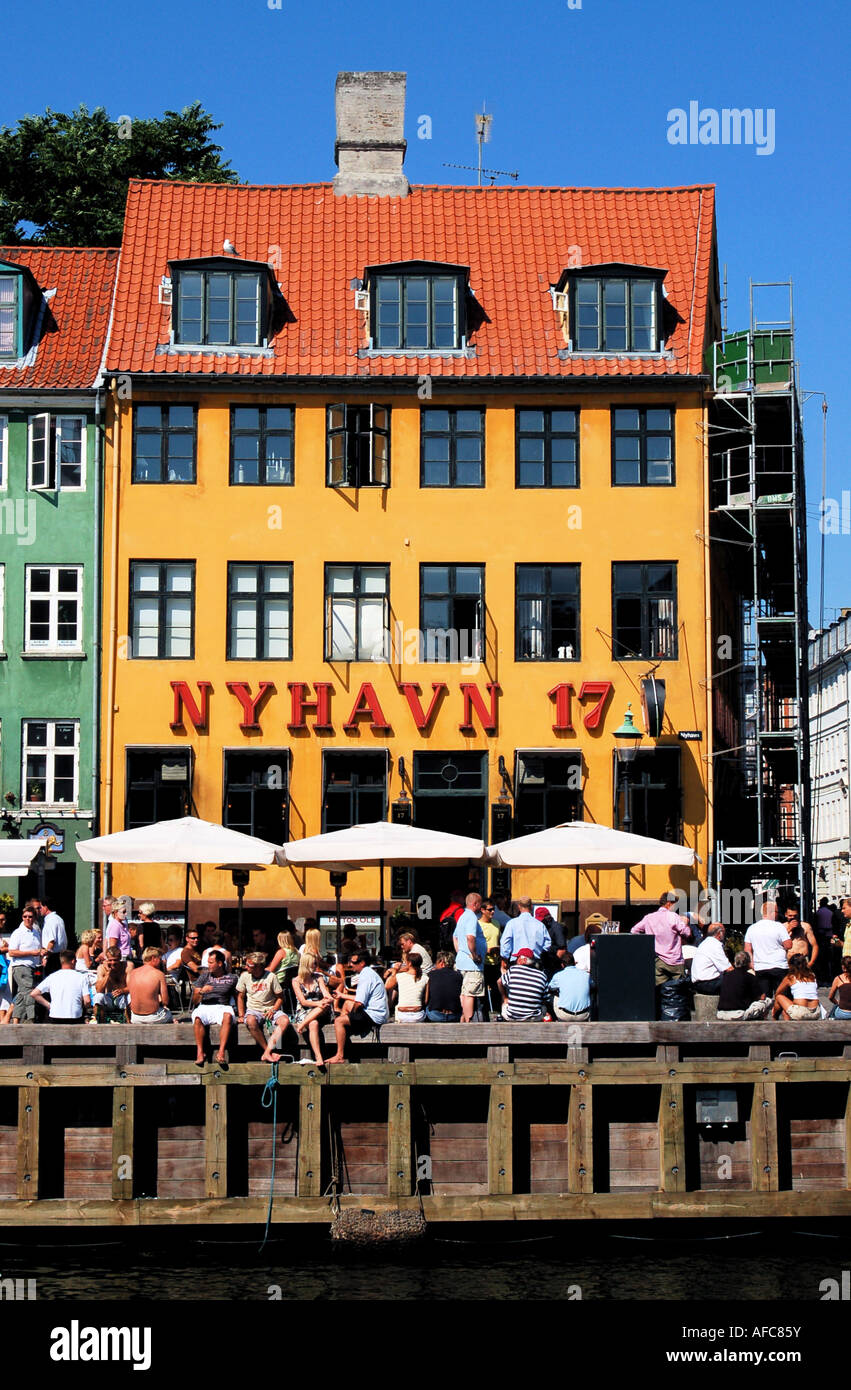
128, 947, 173, 1023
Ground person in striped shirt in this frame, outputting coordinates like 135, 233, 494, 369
498, 949, 549, 1021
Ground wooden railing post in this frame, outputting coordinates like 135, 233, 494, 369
659, 1082, 686, 1191
488, 1083, 513, 1194
567, 1084, 593, 1193
205, 1083, 228, 1198
388, 1084, 413, 1197
751, 1081, 779, 1192
112, 1085, 135, 1199
17, 1087, 39, 1199
297, 1080, 322, 1197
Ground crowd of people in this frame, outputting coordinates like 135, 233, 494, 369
0, 887, 848, 1062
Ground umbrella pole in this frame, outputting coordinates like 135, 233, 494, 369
574, 866, 580, 929
379, 859, 385, 949
624, 866, 631, 915
184, 862, 191, 939
336, 880, 342, 959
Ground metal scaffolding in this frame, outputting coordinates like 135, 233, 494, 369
707, 281, 811, 913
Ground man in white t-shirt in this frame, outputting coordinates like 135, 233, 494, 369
691, 923, 733, 996
744, 902, 792, 996
31, 952, 90, 1023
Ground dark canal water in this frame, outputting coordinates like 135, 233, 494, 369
1, 1222, 846, 1300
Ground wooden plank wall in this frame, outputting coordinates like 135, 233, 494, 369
40, 1092, 113, 1201
416, 1087, 489, 1196
0, 1091, 17, 1199
329, 1090, 388, 1196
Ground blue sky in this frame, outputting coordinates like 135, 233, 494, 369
6, 0, 848, 622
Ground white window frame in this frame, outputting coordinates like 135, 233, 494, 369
27, 413, 87, 492
21, 718, 80, 809
24, 564, 84, 653
0, 415, 7, 490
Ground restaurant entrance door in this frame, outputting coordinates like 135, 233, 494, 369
411, 752, 487, 952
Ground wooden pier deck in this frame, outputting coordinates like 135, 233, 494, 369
1, 1021, 850, 1226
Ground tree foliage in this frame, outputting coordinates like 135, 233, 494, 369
0, 102, 238, 246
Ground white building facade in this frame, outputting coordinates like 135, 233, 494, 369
809, 611, 851, 899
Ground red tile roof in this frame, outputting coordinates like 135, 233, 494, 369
0, 247, 118, 390
108, 181, 716, 380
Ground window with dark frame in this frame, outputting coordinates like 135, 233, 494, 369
322, 751, 387, 832
22, 720, 79, 807
227, 562, 292, 660
374, 274, 462, 350
130, 561, 195, 659
514, 751, 583, 836
230, 406, 294, 485
420, 564, 484, 663
612, 562, 677, 660
420, 408, 484, 487
515, 564, 580, 660
223, 750, 289, 842
175, 267, 263, 346
327, 404, 390, 487
573, 277, 658, 352
325, 564, 389, 662
516, 409, 579, 488
125, 748, 192, 829
133, 405, 196, 484
614, 747, 682, 842
612, 407, 674, 486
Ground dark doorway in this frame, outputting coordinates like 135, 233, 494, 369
412, 752, 487, 950
19, 862, 77, 942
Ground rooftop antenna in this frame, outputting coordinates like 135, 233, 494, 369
442, 101, 519, 186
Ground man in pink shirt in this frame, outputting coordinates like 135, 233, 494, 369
631, 891, 692, 985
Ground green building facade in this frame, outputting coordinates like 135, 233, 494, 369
0, 248, 118, 940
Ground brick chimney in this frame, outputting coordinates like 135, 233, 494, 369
333, 71, 409, 198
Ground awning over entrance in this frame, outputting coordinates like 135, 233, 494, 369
0, 841, 43, 877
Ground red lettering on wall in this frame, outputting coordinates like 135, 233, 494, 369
343, 683, 392, 733
459, 683, 500, 735
400, 682, 448, 732
287, 682, 334, 732
547, 682, 575, 733
578, 680, 614, 730
226, 681, 275, 732
170, 681, 213, 732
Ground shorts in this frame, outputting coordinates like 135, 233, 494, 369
0, 986, 12, 1010
191, 1004, 235, 1027
460, 970, 485, 998
553, 1003, 590, 1021
348, 1003, 380, 1035
130, 1007, 173, 1024
785, 1003, 819, 1020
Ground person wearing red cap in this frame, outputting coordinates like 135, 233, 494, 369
499, 948, 549, 1021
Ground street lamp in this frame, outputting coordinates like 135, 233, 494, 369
614, 705, 642, 909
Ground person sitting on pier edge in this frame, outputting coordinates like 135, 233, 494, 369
828, 958, 851, 1019
128, 947, 173, 1023
744, 901, 792, 998
191, 949, 238, 1067
93, 946, 131, 1022
328, 951, 388, 1063
289, 951, 332, 1062
499, 949, 549, 1021
397, 928, 432, 975
630, 891, 691, 987
690, 923, 733, 996
716, 952, 771, 1020
237, 951, 286, 1052
453, 893, 487, 1022
385, 950, 427, 1023
31, 951, 91, 1024
772, 954, 821, 1020
500, 898, 551, 962
424, 951, 463, 1022
547, 951, 591, 1021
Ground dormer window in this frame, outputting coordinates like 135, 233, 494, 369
0, 274, 20, 357
170, 258, 284, 349
366, 262, 468, 351
556, 264, 667, 354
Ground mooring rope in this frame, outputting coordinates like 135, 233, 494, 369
259, 1061, 279, 1252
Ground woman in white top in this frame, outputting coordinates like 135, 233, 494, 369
385, 952, 427, 1023
773, 955, 820, 1019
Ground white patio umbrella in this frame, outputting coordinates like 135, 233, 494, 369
277, 821, 487, 949
487, 821, 698, 918
76, 816, 283, 948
